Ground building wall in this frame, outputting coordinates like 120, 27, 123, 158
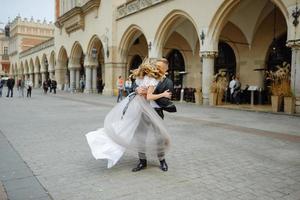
8, 0, 300, 112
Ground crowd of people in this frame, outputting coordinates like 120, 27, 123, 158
42, 78, 57, 94
116, 76, 133, 102
0, 75, 57, 98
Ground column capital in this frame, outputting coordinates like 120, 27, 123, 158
68, 61, 81, 69
287, 40, 300, 49
200, 51, 218, 58
83, 65, 92, 69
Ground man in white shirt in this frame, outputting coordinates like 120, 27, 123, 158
229, 75, 236, 103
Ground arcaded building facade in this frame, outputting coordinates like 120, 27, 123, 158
9, 0, 300, 113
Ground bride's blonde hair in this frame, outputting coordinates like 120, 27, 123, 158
130, 58, 165, 80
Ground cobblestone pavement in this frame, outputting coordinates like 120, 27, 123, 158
0, 89, 300, 200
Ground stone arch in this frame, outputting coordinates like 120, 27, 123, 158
155, 10, 201, 90
86, 35, 106, 92
41, 54, 48, 72
70, 41, 84, 67
57, 46, 69, 90
206, 0, 289, 51
49, 51, 56, 72
119, 24, 148, 63
154, 9, 200, 57
14, 63, 18, 76
25, 60, 29, 74
86, 35, 105, 63
217, 21, 248, 77
58, 46, 68, 66
29, 59, 34, 73
34, 56, 41, 73
20, 61, 24, 77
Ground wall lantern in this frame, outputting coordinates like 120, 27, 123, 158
292, 1, 300, 27
200, 30, 205, 45
92, 47, 97, 59
148, 41, 152, 51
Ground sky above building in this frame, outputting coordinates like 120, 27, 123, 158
0, 0, 54, 28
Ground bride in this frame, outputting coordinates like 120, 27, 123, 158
86, 59, 171, 169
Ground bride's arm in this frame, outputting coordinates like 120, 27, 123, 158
146, 86, 171, 100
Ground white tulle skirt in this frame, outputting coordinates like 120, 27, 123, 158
86, 94, 170, 168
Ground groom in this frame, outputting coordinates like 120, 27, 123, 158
132, 58, 176, 172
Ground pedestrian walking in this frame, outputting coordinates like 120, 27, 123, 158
43, 80, 49, 94
18, 78, 25, 97
0, 76, 4, 97
48, 78, 52, 93
25, 78, 33, 98
116, 75, 124, 102
6, 76, 15, 98
125, 77, 132, 96
80, 78, 85, 93
51, 79, 57, 94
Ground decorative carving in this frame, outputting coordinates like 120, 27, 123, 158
64, 11, 84, 34
55, 0, 100, 34
140, 0, 152, 9
200, 51, 218, 58
117, 0, 169, 19
287, 39, 300, 48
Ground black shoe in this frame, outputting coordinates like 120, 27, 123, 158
159, 159, 168, 172
132, 159, 147, 172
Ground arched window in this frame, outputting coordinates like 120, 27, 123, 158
215, 42, 236, 77
266, 33, 291, 71
129, 55, 142, 71
166, 49, 185, 87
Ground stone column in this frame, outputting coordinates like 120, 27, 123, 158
84, 66, 92, 93
92, 67, 97, 93
69, 68, 76, 93
290, 43, 300, 113
75, 69, 80, 92
34, 73, 39, 88
49, 70, 55, 80
41, 72, 46, 85
30, 73, 34, 84
102, 63, 114, 96
200, 51, 217, 105
55, 63, 67, 90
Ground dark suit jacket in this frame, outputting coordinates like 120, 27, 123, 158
153, 77, 177, 112
7, 78, 15, 89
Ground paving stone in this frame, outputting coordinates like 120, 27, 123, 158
0, 89, 299, 200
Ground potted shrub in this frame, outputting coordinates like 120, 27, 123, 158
210, 71, 228, 106
266, 62, 293, 113
194, 88, 202, 105
209, 78, 218, 106
280, 64, 295, 114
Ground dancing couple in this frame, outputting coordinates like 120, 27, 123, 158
86, 58, 176, 172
